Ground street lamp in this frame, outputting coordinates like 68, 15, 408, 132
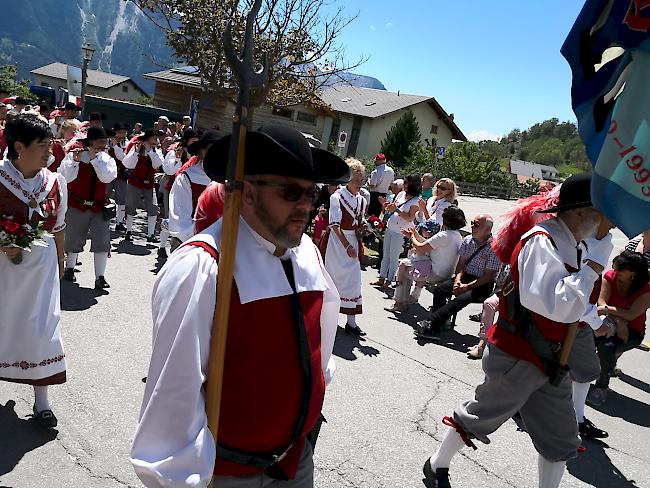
80, 43, 95, 116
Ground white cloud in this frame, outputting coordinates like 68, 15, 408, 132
370, 24, 376, 31
467, 129, 501, 142
385, 22, 393, 28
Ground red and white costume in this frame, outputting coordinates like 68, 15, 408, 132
131, 218, 340, 487
168, 159, 210, 243
0, 160, 68, 385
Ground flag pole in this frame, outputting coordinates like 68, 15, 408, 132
205, 2, 268, 486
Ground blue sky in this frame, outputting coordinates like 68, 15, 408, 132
331, 0, 586, 141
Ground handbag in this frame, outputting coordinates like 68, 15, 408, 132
102, 199, 117, 221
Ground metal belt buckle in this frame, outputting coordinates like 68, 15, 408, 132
502, 280, 515, 297
272, 444, 293, 464
143, 180, 150, 184
83, 200, 93, 206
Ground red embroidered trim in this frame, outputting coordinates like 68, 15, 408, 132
442, 416, 478, 450
0, 168, 49, 202
340, 295, 362, 302
339, 190, 363, 223
0, 354, 65, 370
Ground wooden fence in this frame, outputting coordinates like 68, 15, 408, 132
456, 181, 537, 200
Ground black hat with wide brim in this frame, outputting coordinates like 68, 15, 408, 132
187, 130, 223, 156
204, 125, 351, 184
79, 126, 116, 144
538, 173, 593, 213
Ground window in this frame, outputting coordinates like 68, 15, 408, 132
430, 124, 439, 134
328, 119, 341, 146
296, 111, 316, 125
272, 106, 294, 119
122, 85, 129, 93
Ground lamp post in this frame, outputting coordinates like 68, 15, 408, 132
80, 43, 95, 116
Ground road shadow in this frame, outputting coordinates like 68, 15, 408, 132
0, 400, 58, 476
385, 303, 429, 331
587, 388, 650, 427
567, 438, 641, 488
332, 326, 380, 360
111, 239, 152, 256
618, 372, 650, 394
60, 281, 107, 311
414, 329, 481, 353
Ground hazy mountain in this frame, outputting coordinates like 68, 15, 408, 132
0, 0, 385, 95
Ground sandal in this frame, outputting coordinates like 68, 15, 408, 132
33, 406, 58, 429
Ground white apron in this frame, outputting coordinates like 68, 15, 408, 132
0, 161, 67, 383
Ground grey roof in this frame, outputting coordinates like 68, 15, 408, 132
320, 85, 429, 118
30, 62, 138, 90
320, 85, 467, 141
509, 159, 560, 178
143, 68, 202, 87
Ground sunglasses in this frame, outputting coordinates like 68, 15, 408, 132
471, 220, 481, 227
249, 179, 320, 205
437, 184, 449, 191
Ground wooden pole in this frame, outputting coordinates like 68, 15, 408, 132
204, 1, 268, 486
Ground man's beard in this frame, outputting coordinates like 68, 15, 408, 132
254, 201, 308, 249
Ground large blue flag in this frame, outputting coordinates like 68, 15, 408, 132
561, 0, 650, 237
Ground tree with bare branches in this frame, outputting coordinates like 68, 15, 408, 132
129, 0, 364, 109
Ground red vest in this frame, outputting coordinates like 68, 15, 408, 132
184, 241, 326, 480
50, 142, 66, 172
488, 231, 574, 371
128, 154, 156, 189
67, 159, 108, 213
178, 164, 206, 215
0, 175, 62, 232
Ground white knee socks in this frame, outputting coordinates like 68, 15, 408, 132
159, 229, 169, 249
116, 205, 125, 223
94, 252, 108, 278
347, 315, 358, 328
147, 216, 157, 237
126, 214, 134, 232
65, 252, 78, 269
429, 426, 466, 470
33, 385, 51, 412
572, 381, 590, 423
538, 455, 566, 488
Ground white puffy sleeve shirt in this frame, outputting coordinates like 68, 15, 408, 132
58, 151, 117, 184
131, 221, 340, 487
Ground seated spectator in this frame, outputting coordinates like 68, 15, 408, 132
588, 250, 650, 406
421, 172, 434, 200
417, 178, 457, 226
625, 229, 650, 266
390, 206, 465, 311
416, 214, 499, 338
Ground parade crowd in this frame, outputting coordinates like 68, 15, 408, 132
1, 99, 649, 488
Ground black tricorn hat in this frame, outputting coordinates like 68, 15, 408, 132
64, 101, 80, 111
187, 130, 223, 155
89, 112, 107, 121
112, 122, 129, 131
80, 126, 116, 144
137, 128, 165, 141
181, 128, 199, 145
538, 173, 592, 213
204, 126, 351, 184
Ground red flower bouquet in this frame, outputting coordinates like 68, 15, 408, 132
0, 215, 49, 264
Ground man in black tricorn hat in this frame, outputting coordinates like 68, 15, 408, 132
131, 126, 350, 487
421, 174, 615, 488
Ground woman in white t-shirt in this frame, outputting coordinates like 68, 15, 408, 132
389, 206, 466, 310
372, 175, 422, 289
417, 177, 457, 225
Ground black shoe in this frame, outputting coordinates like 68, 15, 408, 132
95, 276, 110, 289
147, 235, 160, 243
345, 323, 366, 336
124, 231, 132, 242
33, 406, 58, 429
62, 268, 76, 282
416, 320, 442, 340
157, 247, 168, 259
115, 222, 126, 232
469, 313, 482, 323
423, 459, 451, 488
579, 417, 608, 439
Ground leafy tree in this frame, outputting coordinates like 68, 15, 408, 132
130, 0, 363, 109
0, 65, 37, 101
380, 109, 421, 167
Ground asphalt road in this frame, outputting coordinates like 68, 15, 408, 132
1, 197, 648, 488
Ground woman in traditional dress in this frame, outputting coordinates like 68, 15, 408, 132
322, 159, 367, 336
0, 115, 68, 429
